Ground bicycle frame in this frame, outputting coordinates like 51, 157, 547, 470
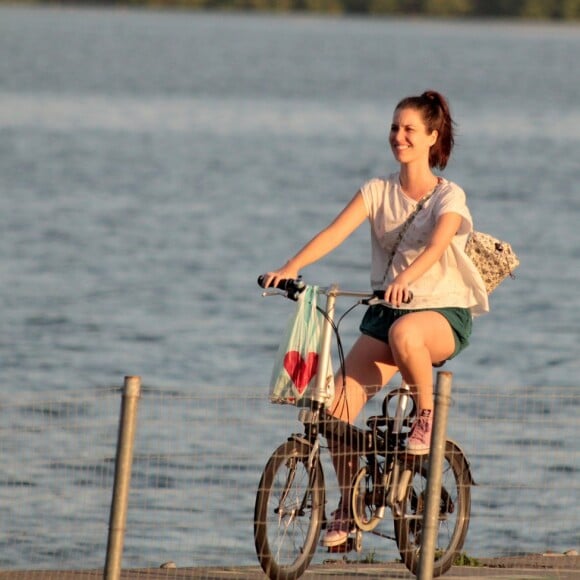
289, 286, 419, 524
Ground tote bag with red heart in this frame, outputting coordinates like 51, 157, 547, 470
269, 285, 334, 406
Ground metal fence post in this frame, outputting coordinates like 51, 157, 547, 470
417, 371, 453, 580
104, 376, 141, 580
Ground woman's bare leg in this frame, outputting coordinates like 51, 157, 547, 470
388, 311, 455, 412
322, 334, 398, 545
388, 311, 456, 453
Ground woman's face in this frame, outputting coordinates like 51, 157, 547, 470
389, 107, 438, 166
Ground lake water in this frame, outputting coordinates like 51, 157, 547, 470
0, 5, 578, 570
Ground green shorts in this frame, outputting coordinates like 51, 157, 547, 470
359, 305, 472, 361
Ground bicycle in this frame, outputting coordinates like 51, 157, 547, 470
253, 278, 475, 579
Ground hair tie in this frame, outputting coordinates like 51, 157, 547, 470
422, 91, 439, 105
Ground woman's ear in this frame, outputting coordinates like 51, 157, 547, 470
429, 130, 439, 147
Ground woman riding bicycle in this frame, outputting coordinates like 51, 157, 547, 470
260, 90, 488, 548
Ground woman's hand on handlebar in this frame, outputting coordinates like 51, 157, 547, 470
384, 281, 413, 307
259, 265, 300, 290
258, 268, 305, 300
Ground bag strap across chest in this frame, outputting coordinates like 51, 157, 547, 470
381, 183, 438, 287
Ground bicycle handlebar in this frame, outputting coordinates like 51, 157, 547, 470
257, 275, 413, 305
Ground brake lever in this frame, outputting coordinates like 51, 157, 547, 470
261, 289, 286, 298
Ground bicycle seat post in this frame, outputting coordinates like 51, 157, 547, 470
393, 381, 412, 434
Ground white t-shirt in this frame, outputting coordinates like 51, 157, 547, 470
360, 173, 489, 316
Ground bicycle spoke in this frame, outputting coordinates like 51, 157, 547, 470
254, 441, 324, 580
394, 443, 471, 577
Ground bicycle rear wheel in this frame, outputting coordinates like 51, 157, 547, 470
254, 440, 325, 580
394, 441, 471, 577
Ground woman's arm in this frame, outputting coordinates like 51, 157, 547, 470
262, 191, 368, 287
385, 211, 462, 306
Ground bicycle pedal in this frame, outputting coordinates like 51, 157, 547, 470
327, 535, 360, 554
327, 540, 352, 553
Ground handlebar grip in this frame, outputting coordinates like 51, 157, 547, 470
371, 290, 413, 305
257, 275, 272, 289
257, 275, 282, 289
257, 275, 305, 291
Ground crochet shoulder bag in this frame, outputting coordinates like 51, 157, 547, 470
465, 231, 520, 294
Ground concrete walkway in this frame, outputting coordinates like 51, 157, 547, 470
1, 555, 579, 580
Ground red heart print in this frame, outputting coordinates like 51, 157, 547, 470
283, 351, 319, 394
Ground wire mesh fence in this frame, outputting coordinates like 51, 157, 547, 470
0, 379, 577, 577
0, 387, 120, 573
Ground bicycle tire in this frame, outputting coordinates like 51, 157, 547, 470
393, 441, 471, 577
254, 440, 325, 580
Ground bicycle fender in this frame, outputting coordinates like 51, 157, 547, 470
447, 438, 477, 486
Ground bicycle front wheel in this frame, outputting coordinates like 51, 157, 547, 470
394, 441, 471, 577
254, 440, 325, 580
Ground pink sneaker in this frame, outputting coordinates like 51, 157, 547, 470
321, 500, 354, 547
407, 415, 433, 455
